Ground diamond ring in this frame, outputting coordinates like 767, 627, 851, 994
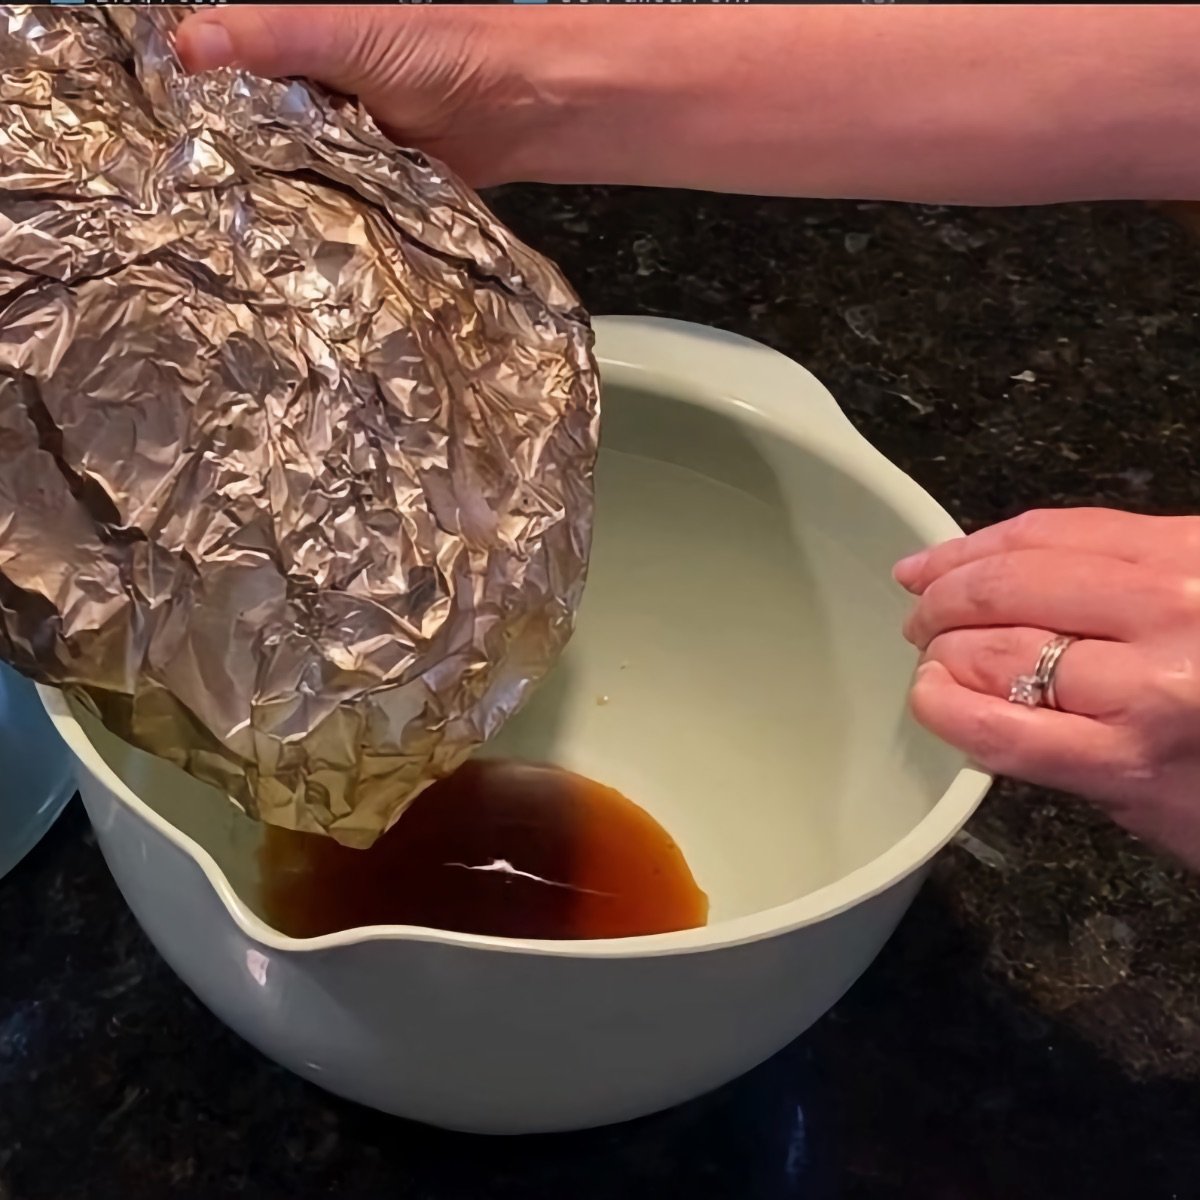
1008, 635, 1077, 710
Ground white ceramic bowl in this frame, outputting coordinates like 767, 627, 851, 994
41, 317, 990, 1134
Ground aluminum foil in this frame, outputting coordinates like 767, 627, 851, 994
0, 6, 599, 847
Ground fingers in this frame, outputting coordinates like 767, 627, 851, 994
902, 550, 1185, 649
177, 7, 370, 95
909, 660, 1145, 799
894, 509, 1200, 594
921, 627, 1146, 720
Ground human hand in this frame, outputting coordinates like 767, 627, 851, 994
176, 5, 561, 187
895, 509, 1200, 871
176, 7, 1200, 204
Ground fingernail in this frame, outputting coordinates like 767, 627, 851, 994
179, 19, 234, 72
892, 551, 927, 589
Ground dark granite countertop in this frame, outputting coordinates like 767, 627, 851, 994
4, 188, 1200, 1200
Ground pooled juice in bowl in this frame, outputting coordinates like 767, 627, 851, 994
257, 761, 708, 940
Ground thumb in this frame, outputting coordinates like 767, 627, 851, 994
176, 6, 371, 95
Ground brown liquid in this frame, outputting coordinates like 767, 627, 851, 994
257, 760, 709, 940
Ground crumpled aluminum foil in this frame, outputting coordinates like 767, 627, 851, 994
0, 6, 599, 847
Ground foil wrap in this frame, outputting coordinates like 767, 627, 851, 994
0, 6, 599, 846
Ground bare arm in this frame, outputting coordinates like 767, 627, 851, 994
180, 5, 1200, 204
519, 5, 1200, 202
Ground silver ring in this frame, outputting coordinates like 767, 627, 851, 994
1008, 635, 1077, 709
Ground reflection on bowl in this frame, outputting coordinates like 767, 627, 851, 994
0, 663, 74, 882
41, 318, 990, 1134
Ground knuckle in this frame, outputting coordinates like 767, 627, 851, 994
1159, 575, 1200, 625
941, 628, 1022, 689
345, 13, 384, 72
916, 541, 956, 584
964, 556, 1012, 617
907, 593, 939, 647
1133, 664, 1200, 747
978, 628, 1023, 675
1007, 508, 1053, 545
241, 8, 286, 66
1152, 663, 1200, 709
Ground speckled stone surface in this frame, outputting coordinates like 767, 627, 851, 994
4, 189, 1200, 1199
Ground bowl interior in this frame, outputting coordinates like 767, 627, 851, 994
0, 663, 76, 881
71, 377, 968, 930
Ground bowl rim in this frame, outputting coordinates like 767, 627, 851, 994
40, 316, 992, 959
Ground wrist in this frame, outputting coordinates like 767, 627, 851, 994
488, 6, 1200, 203
496, 11, 694, 188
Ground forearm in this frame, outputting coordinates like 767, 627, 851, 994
511, 5, 1200, 203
